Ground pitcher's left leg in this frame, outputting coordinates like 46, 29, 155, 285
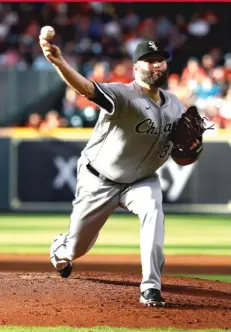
120, 175, 165, 306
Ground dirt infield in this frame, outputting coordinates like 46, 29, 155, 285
1, 255, 231, 329
1, 272, 231, 329
1, 254, 231, 274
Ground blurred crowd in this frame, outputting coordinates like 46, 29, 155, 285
168, 54, 231, 128
0, 2, 231, 129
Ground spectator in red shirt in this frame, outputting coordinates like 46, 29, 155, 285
181, 57, 206, 81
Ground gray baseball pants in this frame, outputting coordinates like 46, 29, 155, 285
50, 158, 165, 292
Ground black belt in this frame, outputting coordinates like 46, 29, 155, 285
86, 163, 152, 186
86, 163, 113, 182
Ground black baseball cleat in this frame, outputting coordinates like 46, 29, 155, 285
57, 262, 73, 278
140, 288, 166, 307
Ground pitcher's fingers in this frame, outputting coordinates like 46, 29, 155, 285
51, 45, 58, 51
43, 45, 53, 52
39, 38, 50, 47
44, 50, 52, 57
40, 40, 49, 48
39, 35, 51, 41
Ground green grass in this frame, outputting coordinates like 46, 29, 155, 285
170, 274, 231, 283
0, 214, 230, 255
0, 327, 230, 332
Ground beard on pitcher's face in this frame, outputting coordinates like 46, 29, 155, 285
139, 68, 169, 87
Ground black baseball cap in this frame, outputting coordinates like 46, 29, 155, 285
133, 41, 171, 63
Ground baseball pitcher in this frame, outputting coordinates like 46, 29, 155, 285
39, 36, 205, 307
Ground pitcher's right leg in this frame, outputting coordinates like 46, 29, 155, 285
50, 162, 120, 277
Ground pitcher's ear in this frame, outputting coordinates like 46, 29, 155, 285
133, 63, 138, 71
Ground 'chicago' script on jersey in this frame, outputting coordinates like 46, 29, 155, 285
135, 118, 176, 135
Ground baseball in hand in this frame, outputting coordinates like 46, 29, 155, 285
40, 26, 55, 40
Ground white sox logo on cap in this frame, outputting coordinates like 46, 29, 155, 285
149, 41, 158, 51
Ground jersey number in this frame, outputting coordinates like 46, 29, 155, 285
158, 143, 172, 159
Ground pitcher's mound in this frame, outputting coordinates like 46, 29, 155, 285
1, 272, 231, 329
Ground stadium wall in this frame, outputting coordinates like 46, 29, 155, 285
0, 129, 230, 214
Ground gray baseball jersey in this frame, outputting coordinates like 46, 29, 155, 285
82, 80, 186, 183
